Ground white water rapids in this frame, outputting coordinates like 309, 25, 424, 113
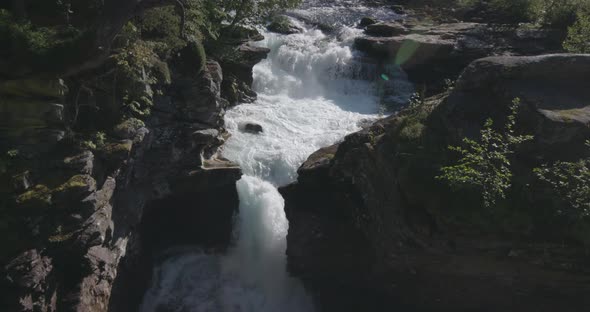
141, 2, 410, 311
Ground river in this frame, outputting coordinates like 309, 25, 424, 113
140, 1, 409, 311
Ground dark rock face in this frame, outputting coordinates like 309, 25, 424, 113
0, 51, 250, 311
281, 55, 590, 311
107, 61, 243, 311
220, 44, 270, 106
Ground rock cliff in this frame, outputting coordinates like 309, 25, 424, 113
281, 54, 590, 312
0, 10, 269, 312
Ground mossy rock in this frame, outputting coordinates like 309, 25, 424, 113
151, 58, 172, 85
99, 140, 133, 164
52, 174, 96, 206
112, 118, 146, 140
16, 184, 52, 209
175, 39, 207, 76
0, 78, 68, 99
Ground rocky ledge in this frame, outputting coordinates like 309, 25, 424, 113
355, 20, 565, 90
280, 54, 590, 312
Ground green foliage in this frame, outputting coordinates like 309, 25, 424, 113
80, 131, 106, 150
529, 0, 590, 27
399, 122, 425, 142
563, 11, 590, 53
394, 92, 434, 143
457, 0, 588, 26
534, 141, 590, 220
0, 9, 88, 72
437, 98, 534, 208
457, 0, 533, 22
113, 38, 159, 118
137, 6, 186, 58
218, 0, 302, 26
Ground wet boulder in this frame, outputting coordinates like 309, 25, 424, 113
364, 22, 409, 37
243, 123, 264, 134
359, 17, 378, 28
267, 16, 303, 34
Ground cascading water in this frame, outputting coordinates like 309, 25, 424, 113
141, 2, 410, 311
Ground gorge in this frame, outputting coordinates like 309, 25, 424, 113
1, 0, 590, 311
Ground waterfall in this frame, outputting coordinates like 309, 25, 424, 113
140, 2, 408, 311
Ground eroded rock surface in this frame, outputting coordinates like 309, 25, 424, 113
281, 54, 590, 311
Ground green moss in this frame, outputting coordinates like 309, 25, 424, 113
152, 59, 172, 85
0, 9, 93, 74
54, 175, 91, 193
101, 141, 133, 161
137, 6, 186, 56
114, 118, 145, 135
47, 225, 75, 243
16, 184, 52, 208
177, 39, 207, 75
399, 122, 425, 142
79, 131, 107, 150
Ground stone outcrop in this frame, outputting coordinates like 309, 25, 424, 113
439, 54, 590, 161
218, 31, 271, 106
0, 42, 256, 311
355, 21, 565, 88
281, 54, 590, 311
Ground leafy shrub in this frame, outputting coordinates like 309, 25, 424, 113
0, 9, 88, 73
456, 0, 588, 26
80, 132, 106, 150
457, 0, 533, 23
137, 6, 186, 58
113, 39, 160, 117
529, 0, 590, 27
437, 98, 534, 208
215, 0, 302, 27
563, 11, 590, 53
534, 141, 590, 220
